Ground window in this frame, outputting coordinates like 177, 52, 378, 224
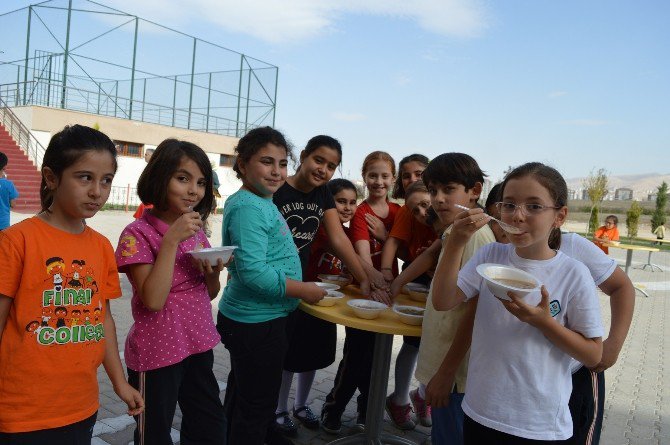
220, 154, 236, 167
114, 140, 144, 158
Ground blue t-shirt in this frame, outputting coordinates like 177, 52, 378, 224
0, 178, 19, 230
219, 189, 302, 323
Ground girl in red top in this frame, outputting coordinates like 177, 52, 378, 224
321, 152, 399, 433
349, 151, 401, 297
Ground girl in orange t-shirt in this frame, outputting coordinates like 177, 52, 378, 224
593, 215, 620, 254
0, 125, 143, 441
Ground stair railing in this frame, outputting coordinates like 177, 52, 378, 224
0, 95, 47, 168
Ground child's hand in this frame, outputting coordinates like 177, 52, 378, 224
165, 211, 203, 244
195, 258, 227, 274
499, 285, 552, 328
449, 207, 490, 246
365, 214, 387, 242
368, 269, 389, 292
114, 381, 145, 416
301, 282, 328, 304
381, 269, 395, 282
369, 288, 392, 306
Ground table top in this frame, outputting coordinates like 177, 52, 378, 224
604, 242, 660, 253
299, 286, 424, 336
638, 237, 670, 245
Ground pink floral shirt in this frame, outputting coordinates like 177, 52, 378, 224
115, 212, 220, 372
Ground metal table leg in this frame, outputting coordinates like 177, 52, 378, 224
328, 333, 416, 445
639, 251, 663, 272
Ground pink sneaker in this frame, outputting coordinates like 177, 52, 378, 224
410, 389, 432, 427
385, 395, 416, 430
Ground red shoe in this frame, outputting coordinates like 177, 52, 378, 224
410, 388, 432, 427
385, 395, 416, 430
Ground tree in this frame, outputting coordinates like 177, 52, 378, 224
583, 168, 609, 234
626, 201, 643, 239
651, 181, 668, 231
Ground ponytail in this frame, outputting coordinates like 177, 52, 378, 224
548, 227, 562, 250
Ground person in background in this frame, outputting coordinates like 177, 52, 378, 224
0, 152, 19, 230
133, 148, 155, 219
653, 222, 665, 242
592, 215, 619, 254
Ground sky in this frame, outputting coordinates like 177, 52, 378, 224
1, 0, 669, 183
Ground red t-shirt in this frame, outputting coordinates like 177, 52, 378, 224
304, 225, 348, 281
389, 205, 437, 262
350, 200, 401, 272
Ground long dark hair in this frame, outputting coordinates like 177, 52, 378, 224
40, 125, 117, 212
392, 154, 429, 199
500, 162, 567, 250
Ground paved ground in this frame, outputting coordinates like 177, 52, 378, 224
9, 210, 669, 445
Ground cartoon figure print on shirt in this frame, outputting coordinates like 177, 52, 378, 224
30, 255, 105, 345
278, 201, 325, 252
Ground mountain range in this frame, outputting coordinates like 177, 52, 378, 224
566, 173, 670, 201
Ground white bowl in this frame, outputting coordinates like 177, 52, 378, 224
476, 263, 540, 301
312, 282, 340, 291
318, 274, 353, 287
393, 305, 425, 325
315, 290, 344, 307
188, 246, 237, 263
403, 281, 428, 293
405, 283, 429, 302
347, 299, 388, 319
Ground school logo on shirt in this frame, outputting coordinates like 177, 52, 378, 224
549, 300, 561, 317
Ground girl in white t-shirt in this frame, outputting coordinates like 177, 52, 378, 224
431, 162, 603, 443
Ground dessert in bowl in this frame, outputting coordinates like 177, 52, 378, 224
318, 274, 353, 287
404, 282, 429, 302
347, 299, 387, 320
476, 263, 540, 301
315, 290, 345, 307
393, 305, 425, 325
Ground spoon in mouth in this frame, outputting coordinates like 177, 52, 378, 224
454, 204, 523, 235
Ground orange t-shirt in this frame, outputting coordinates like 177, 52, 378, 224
388, 205, 438, 262
0, 217, 121, 433
594, 225, 620, 254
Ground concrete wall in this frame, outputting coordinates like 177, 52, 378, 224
10, 106, 242, 206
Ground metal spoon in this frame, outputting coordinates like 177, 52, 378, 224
454, 204, 523, 235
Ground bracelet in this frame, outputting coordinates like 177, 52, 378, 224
380, 267, 392, 271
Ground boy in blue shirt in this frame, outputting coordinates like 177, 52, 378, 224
0, 152, 19, 230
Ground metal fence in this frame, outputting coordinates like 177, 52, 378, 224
0, 0, 278, 138
106, 185, 228, 212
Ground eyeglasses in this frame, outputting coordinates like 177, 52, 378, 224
495, 202, 561, 216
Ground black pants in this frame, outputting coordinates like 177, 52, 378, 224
217, 312, 288, 445
464, 415, 570, 444
0, 412, 97, 445
321, 327, 375, 418
127, 350, 226, 445
567, 366, 605, 445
